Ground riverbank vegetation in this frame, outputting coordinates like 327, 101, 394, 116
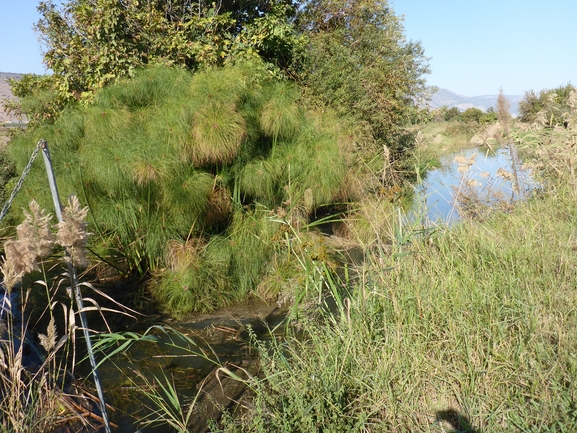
1, 0, 577, 431
211, 88, 577, 432
4, 0, 430, 317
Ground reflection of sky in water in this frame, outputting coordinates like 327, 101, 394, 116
411, 147, 537, 224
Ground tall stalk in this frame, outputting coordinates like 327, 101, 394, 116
498, 88, 522, 199
40, 140, 111, 433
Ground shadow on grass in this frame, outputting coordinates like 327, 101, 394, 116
436, 409, 482, 433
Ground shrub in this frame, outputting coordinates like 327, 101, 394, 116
443, 106, 461, 122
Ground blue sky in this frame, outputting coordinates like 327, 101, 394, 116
392, 0, 577, 96
0, 1, 46, 75
1, 0, 575, 96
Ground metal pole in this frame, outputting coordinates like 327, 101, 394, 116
40, 140, 112, 433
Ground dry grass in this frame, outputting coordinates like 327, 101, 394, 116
0, 197, 115, 432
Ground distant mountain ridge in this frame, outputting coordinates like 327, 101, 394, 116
0, 72, 23, 81
430, 88, 522, 116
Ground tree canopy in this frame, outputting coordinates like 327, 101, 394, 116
7, 0, 303, 125
295, 0, 430, 148
8, 0, 430, 148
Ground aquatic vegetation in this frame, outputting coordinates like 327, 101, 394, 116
0, 198, 126, 432
8, 63, 380, 315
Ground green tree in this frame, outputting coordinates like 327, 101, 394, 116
518, 83, 576, 126
444, 107, 461, 122
461, 107, 484, 123
480, 107, 498, 124
295, 0, 430, 151
7, 0, 303, 126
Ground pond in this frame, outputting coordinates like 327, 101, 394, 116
410, 145, 538, 224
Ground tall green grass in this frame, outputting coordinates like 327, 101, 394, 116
216, 140, 577, 431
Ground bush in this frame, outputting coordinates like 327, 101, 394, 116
443, 106, 461, 122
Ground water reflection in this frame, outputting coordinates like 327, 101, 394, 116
411, 146, 538, 224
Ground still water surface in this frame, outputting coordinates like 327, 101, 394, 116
410, 146, 538, 224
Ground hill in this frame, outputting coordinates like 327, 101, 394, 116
430, 88, 522, 116
0, 72, 25, 124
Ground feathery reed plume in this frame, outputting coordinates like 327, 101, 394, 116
55, 195, 90, 267
0, 257, 22, 292
38, 316, 58, 353
471, 122, 502, 147
1, 201, 54, 290
496, 167, 515, 182
2, 242, 31, 284
498, 88, 521, 196
532, 110, 547, 130
454, 153, 477, 173
497, 88, 511, 138
564, 89, 577, 130
19, 200, 54, 259
568, 89, 577, 113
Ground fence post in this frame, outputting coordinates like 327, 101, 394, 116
40, 139, 112, 433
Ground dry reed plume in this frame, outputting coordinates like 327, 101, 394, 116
1, 196, 90, 290
1, 200, 54, 290
55, 195, 91, 267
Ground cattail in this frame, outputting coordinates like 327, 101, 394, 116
55, 195, 90, 267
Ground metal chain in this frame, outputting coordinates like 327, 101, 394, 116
0, 139, 44, 226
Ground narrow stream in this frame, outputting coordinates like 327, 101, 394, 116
92, 301, 285, 432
